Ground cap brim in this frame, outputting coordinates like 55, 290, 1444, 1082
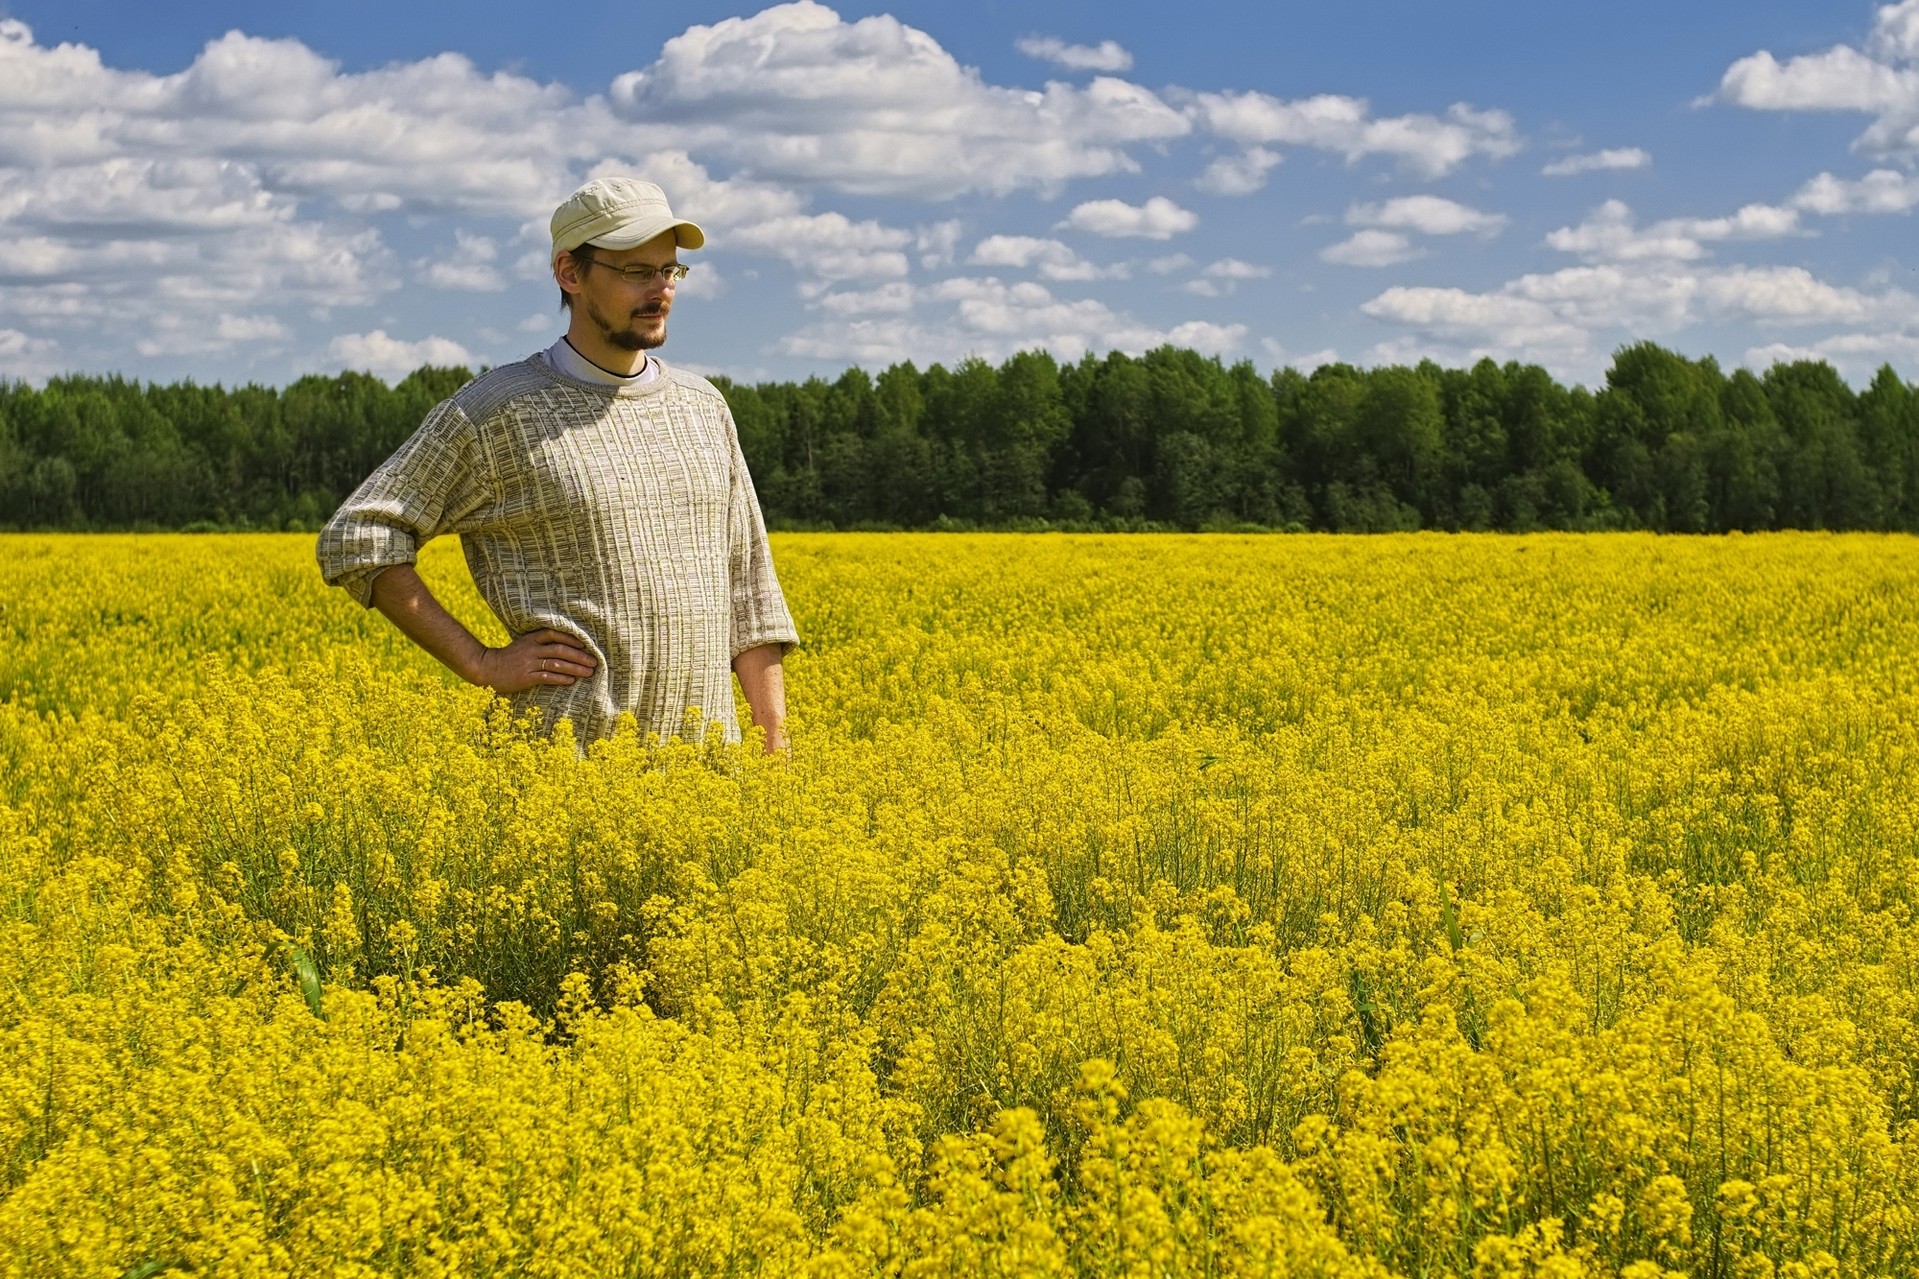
586, 217, 705, 252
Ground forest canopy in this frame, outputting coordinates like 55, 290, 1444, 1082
3, 342, 1916, 533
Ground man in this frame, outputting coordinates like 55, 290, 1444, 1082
316, 175, 798, 751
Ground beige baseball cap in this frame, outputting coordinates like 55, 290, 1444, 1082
550, 176, 705, 264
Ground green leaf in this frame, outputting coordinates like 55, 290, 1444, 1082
1440, 887, 1465, 954
289, 945, 325, 1020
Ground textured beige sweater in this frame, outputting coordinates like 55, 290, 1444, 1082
316, 354, 798, 745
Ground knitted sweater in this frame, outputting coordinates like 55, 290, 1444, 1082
316, 353, 798, 745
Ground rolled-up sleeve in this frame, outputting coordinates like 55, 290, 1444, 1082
724, 417, 800, 659
316, 400, 493, 608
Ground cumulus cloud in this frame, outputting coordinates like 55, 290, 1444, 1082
1542, 147, 1651, 176
0, 11, 1211, 376
1700, 265, 1904, 326
1358, 249, 1919, 378
0, 23, 609, 217
609, 2, 1189, 198
1015, 36, 1133, 73
727, 210, 914, 285
1194, 146, 1283, 195
1056, 196, 1197, 239
968, 234, 1128, 280
1545, 198, 1801, 263
136, 311, 290, 358
1190, 91, 1520, 178
1790, 167, 1919, 214
1357, 248, 1905, 373
0, 17, 612, 369
813, 282, 918, 315
783, 274, 1244, 365
1747, 330, 1919, 375
1347, 195, 1507, 237
1361, 281, 1613, 369
1260, 337, 1340, 371
326, 329, 476, 380
0, 326, 59, 378
1181, 257, 1272, 297
1716, 2, 1919, 158
418, 230, 506, 292
216, 313, 291, 342
914, 219, 964, 269
0, 7, 1581, 383
1321, 230, 1423, 267
1204, 258, 1272, 280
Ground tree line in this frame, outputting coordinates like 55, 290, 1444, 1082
5, 342, 1919, 533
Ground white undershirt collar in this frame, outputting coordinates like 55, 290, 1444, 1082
544, 336, 661, 388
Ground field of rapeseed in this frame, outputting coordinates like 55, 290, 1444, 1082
3, 531, 1918, 1277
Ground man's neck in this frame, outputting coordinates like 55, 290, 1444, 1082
562, 323, 649, 377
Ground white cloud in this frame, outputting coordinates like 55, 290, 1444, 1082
1260, 337, 1340, 371
1205, 258, 1272, 280
0, 220, 392, 326
1321, 229, 1423, 267
517, 311, 554, 332
1747, 330, 1919, 374
1015, 36, 1133, 73
1147, 253, 1195, 275
1503, 265, 1698, 332
326, 329, 476, 380
1717, 45, 1916, 114
1716, 4, 1919, 158
1790, 167, 1919, 214
1056, 196, 1196, 239
1700, 265, 1904, 326
784, 274, 1244, 364
1194, 146, 1283, 196
728, 211, 913, 284
1182, 256, 1272, 297
216, 313, 290, 341
914, 219, 964, 268
609, 2, 1188, 199
813, 282, 917, 315
1361, 285, 1591, 367
1347, 195, 1507, 237
418, 230, 506, 291
1357, 247, 1919, 379
1542, 147, 1650, 177
0, 325, 58, 378
0, 23, 606, 217
968, 234, 1128, 280
1545, 198, 1800, 264
1190, 91, 1520, 178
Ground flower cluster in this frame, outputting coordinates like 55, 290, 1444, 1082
2, 530, 1916, 1275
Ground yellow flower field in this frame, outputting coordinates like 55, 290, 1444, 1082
3, 531, 1917, 1277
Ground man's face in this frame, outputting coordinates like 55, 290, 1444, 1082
572, 230, 682, 352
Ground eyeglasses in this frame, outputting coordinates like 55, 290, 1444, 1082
585, 261, 691, 287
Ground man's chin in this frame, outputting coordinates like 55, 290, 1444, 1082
606, 323, 668, 352
628, 316, 668, 351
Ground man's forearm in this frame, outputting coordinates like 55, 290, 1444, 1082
732, 644, 787, 750
370, 564, 488, 684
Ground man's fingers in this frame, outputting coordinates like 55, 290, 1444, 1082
527, 628, 590, 649
537, 644, 596, 671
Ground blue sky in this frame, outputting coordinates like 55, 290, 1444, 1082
1, 0, 1915, 388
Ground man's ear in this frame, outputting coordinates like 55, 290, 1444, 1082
553, 251, 585, 300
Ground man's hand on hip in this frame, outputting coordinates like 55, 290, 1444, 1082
474, 629, 599, 694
